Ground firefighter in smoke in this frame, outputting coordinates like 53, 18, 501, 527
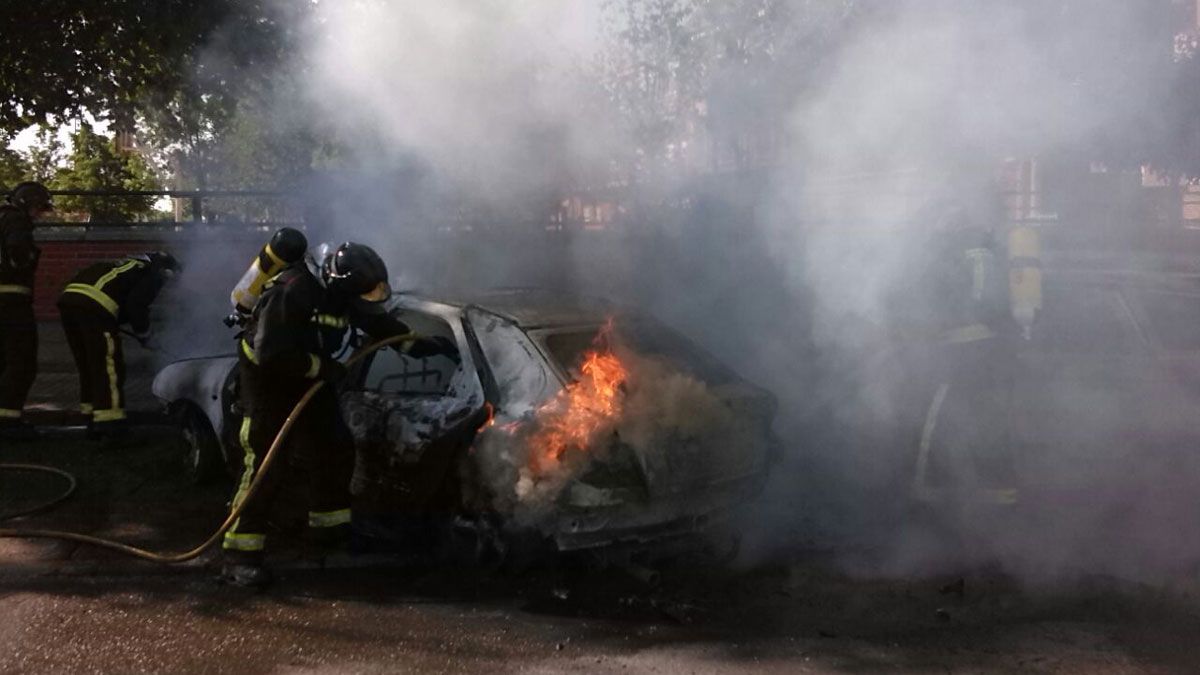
220, 241, 457, 588
0, 182, 53, 440
57, 251, 181, 445
910, 203, 1018, 505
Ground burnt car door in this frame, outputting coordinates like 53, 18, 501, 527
340, 308, 490, 527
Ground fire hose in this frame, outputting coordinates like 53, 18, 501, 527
0, 333, 413, 563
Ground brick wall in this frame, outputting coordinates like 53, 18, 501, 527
33, 239, 168, 320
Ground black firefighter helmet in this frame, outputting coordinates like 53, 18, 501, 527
7, 181, 53, 211
322, 242, 390, 301
269, 227, 308, 264
144, 250, 182, 278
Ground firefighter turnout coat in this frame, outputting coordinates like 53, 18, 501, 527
57, 256, 169, 426
0, 203, 39, 421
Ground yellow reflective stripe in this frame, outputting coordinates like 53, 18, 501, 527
240, 339, 259, 364
0, 284, 31, 295
93, 408, 126, 422
0, 408, 22, 419
313, 313, 349, 328
62, 260, 143, 316
942, 323, 994, 345
222, 532, 265, 552
222, 418, 260, 554
244, 339, 322, 379
308, 509, 351, 528
94, 259, 142, 292
231, 416, 257, 509
80, 404, 94, 415
103, 331, 121, 414
63, 284, 119, 316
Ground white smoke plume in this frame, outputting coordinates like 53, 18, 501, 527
155, 0, 1200, 585
305, 0, 612, 206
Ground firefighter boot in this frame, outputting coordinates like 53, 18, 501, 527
309, 523, 352, 556
219, 550, 273, 589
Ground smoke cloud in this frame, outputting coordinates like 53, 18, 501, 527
156, 0, 1200, 586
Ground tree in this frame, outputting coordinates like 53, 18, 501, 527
51, 123, 160, 221
0, 138, 31, 189
24, 125, 64, 183
0, 2, 306, 134
136, 70, 336, 221
598, 0, 863, 184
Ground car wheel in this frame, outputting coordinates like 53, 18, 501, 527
173, 403, 224, 485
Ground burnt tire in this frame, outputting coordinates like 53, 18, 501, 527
174, 404, 224, 485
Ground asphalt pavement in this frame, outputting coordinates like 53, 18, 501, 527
5, 275, 1200, 672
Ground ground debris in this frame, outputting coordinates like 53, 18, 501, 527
939, 578, 966, 597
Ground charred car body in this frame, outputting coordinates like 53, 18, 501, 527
153, 290, 777, 562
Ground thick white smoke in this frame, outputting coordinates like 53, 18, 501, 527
305, 1, 611, 204
158, 0, 1200, 585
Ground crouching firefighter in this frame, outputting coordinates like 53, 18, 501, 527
221, 242, 457, 588
0, 182, 53, 441
57, 251, 181, 444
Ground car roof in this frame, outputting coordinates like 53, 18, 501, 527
393, 288, 619, 329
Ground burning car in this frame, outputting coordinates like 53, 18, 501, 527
152, 290, 778, 562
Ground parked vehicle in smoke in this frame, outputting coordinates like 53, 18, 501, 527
152, 289, 778, 564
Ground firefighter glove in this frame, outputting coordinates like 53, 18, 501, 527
406, 336, 460, 363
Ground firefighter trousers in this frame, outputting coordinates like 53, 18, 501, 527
223, 365, 355, 555
57, 297, 126, 427
917, 331, 1017, 499
0, 297, 37, 422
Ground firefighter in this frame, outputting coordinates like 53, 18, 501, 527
221, 241, 456, 588
0, 182, 53, 440
911, 205, 1018, 505
57, 251, 181, 444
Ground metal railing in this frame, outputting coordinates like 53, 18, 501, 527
1, 188, 288, 226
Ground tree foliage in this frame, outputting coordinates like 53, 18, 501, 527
0, 1, 304, 134
598, 0, 862, 182
0, 140, 30, 190
50, 123, 160, 221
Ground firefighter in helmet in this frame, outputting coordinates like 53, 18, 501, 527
0, 182, 53, 440
221, 241, 457, 588
910, 203, 1018, 505
57, 251, 181, 445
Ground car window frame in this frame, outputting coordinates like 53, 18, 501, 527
345, 304, 486, 404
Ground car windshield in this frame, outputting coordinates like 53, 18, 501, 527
539, 319, 735, 385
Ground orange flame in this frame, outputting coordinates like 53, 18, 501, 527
526, 324, 628, 474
